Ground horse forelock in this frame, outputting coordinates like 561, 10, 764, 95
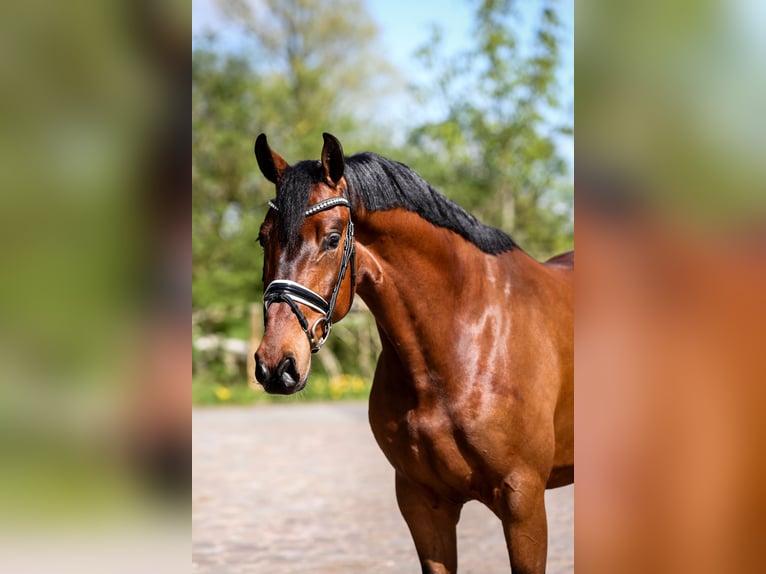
273, 160, 322, 249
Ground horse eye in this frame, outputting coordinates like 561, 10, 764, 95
257, 233, 267, 248
325, 233, 341, 250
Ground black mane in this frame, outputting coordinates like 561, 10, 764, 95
346, 153, 516, 254
272, 153, 516, 254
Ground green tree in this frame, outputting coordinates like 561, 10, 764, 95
214, 0, 396, 156
192, 47, 264, 328
407, 0, 573, 258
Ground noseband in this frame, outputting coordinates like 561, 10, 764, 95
263, 196, 356, 353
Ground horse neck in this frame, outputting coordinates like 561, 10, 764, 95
353, 208, 522, 383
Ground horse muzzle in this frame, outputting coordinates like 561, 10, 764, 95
254, 353, 306, 395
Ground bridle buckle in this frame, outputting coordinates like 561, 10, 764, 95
310, 317, 331, 354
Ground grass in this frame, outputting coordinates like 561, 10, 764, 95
192, 373, 371, 406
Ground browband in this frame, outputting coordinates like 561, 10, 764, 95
268, 196, 351, 216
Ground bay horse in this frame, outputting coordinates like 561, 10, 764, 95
253, 133, 573, 574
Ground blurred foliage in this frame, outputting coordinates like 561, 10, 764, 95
0, 0, 189, 560
192, 0, 573, 397
577, 0, 766, 223
407, 0, 573, 257
192, 47, 264, 320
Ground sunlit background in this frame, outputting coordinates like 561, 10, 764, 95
191, 0, 574, 403
191, 1, 574, 572
2, 0, 763, 570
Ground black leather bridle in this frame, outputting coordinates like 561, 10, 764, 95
263, 196, 356, 353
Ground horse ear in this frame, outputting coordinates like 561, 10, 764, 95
321, 132, 345, 186
254, 133, 288, 184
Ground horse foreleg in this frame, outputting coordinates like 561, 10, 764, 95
498, 472, 548, 574
395, 472, 462, 574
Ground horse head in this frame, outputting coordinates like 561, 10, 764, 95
252, 133, 356, 394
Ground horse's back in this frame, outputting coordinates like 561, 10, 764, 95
545, 249, 574, 269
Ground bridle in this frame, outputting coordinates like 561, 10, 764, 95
263, 195, 356, 354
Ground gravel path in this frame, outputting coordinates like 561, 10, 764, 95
193, 403, 573, 573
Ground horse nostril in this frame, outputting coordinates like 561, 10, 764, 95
254, 354, 270, 384
276, 355, 300, 387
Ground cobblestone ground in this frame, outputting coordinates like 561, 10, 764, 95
193, 403, 573, 573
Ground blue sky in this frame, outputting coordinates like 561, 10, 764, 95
192, 0, 478, 58
365, 0, 573, 89
192, 0, 573, 168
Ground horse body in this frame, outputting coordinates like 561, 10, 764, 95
253, 133, 573, 573
354, 209, 573, 573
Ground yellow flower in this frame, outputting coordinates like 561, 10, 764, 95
327, 374, 367, 398
215, 386, 231, 401
328, 375, 346, 399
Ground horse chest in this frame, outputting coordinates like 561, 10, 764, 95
370, 402, 483, 499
